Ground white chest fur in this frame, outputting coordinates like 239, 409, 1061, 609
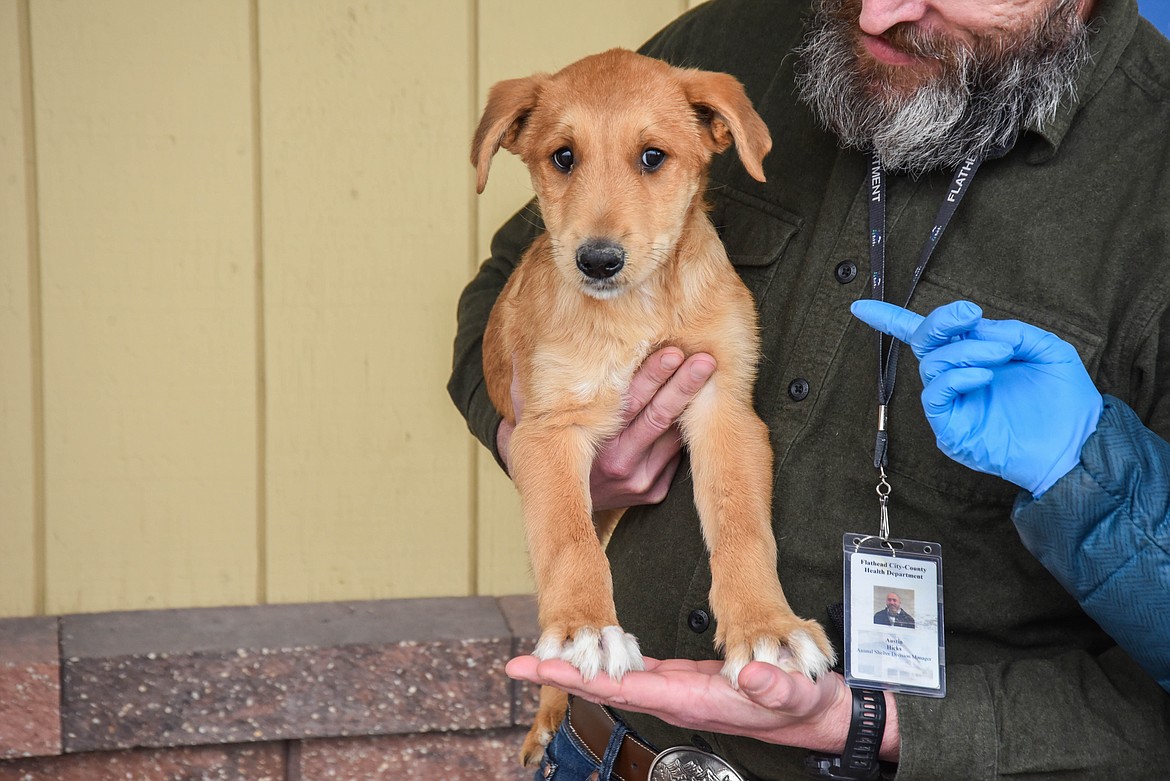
534, 338, 654, 406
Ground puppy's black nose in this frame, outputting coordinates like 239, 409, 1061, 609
576, 241, 625, 280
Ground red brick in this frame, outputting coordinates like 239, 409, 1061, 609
0, 618, 61, 759
0, 743, 284, 781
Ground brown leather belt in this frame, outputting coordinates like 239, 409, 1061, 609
566, 697, 659, 781
565, 697, 749, 781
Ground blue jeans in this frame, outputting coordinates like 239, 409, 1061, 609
534, 707, 641, 781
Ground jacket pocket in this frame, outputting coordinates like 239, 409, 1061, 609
709, 186, 801, 268
910, 276, 1105, 375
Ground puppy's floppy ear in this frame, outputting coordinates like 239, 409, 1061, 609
682, 70, 772, 183
471, 75, 546, 194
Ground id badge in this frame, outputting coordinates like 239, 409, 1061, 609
842, 533, 946, 698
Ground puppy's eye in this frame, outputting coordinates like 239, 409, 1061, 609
640, 148, 666, 172
551, 147, 574, 172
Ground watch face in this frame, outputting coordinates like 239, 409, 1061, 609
648, 746, 746, 781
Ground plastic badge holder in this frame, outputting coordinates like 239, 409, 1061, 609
843, 534, 946, 698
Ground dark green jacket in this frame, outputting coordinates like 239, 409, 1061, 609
449, 0, 1170, 777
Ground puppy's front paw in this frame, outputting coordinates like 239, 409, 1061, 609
719, 617, 836, 688
534, 625, 644, 681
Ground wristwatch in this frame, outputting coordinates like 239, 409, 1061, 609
804, 687, 886, 780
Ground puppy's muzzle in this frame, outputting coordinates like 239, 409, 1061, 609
576, 241, 626, 280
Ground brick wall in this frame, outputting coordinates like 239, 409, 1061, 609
0, 597, 540, 780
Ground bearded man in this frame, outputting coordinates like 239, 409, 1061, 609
449, 0, 1170, 778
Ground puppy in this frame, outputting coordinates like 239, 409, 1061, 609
471, 49, 835, 764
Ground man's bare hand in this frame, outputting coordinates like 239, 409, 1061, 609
504, 654, 888, 758
591, 347, 715, 510
495, 347, 716, 510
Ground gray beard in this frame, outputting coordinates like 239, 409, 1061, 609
794, 0, 1092, 174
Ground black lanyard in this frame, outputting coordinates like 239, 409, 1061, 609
868, 151, 984, 470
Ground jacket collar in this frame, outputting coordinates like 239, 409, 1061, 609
1026, 0, 1139, 163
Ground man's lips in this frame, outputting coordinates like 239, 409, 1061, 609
861, 33, 931, 66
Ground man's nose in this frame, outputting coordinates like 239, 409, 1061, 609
858, 0, 931, 35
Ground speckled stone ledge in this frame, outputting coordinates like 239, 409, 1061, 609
496, 594, 541, 724
296, 728, 531, 780
0, 617, 62, 759
59, 597, 533, 753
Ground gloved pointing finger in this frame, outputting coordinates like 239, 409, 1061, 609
850, 299, 983, 357
849, 300, 925, 344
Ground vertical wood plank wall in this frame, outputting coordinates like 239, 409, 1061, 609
0, 0, 697, 617
1, 0, 37, 616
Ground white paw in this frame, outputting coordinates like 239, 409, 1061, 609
720, 632, 835, 689
534, 625, 644, 681
716, 640, 772, 687
777, 628, 836, 681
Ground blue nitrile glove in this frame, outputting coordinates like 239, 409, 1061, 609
850, 299, 1104, 497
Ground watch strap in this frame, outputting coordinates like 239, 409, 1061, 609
804, 687, 886, 780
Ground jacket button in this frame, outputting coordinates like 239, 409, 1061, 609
687, 609, 710, 633
788, 378, 810, 401
834, 260, 858, 284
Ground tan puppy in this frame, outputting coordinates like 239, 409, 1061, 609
472, 49, 834, 763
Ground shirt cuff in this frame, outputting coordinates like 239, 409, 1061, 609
892, 665, 998, 780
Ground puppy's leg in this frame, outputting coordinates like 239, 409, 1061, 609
593, 507, 624, 548
682, 383, 835, 684
511, 419, 644, 682
520, 685, 569, 767
515, 508, 625, 767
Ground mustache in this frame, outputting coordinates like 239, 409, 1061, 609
822, 0, 957, 60
879, 24, 958, 61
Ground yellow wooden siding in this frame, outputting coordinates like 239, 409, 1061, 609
260, 0, 477, 603
0, 0, 696, 616
30, 0, 259, 613
0, 0, 38, 616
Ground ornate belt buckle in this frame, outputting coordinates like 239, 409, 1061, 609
648, 746, 746, 781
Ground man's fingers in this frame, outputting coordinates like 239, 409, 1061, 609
641, 449, 683, 504
855, 302, 1084, 379
591, 446, 681, 512
738, 662, 802, 710
619, 347, 687, 426
504, 654, 541, 682
650, 658, 723, 674
621, 354, 715, 447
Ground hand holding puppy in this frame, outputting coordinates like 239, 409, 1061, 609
498, 347, 716, 511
